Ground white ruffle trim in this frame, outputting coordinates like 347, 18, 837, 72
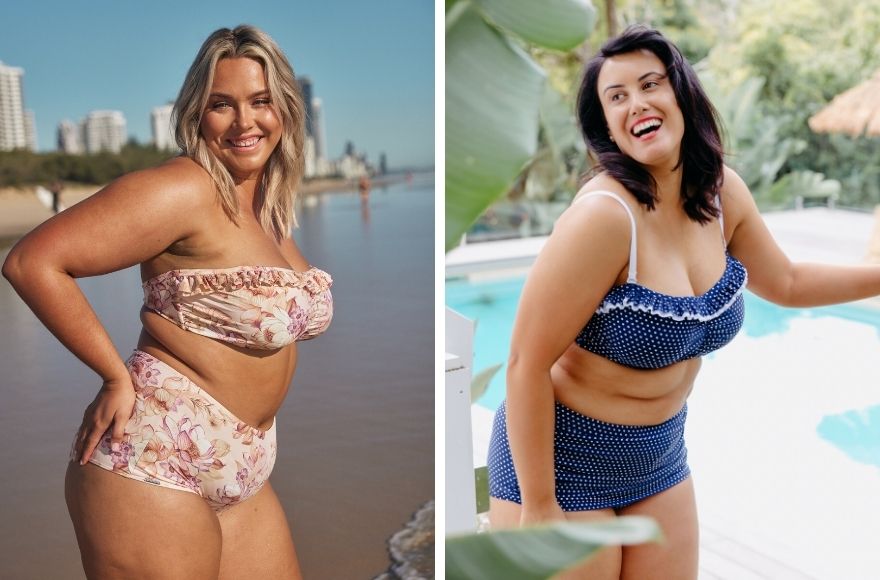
594, 274, 748, 323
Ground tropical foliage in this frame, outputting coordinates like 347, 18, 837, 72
0, 142, 175, 188
706, 0, 880, 208
452, 0, 880, 244
445, 0, 596, 250
446, 516, 661, 580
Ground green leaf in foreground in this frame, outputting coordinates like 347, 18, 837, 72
445, 1, 545, 250
474, 466, 490, 514
471, 363, 503, 403
446, 516, 661, 580
475, 0, 596, 52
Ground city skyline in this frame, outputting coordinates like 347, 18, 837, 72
0, 0, 434, 170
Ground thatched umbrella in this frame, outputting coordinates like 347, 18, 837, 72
809, 70, 880, 262
809, 70, 880, 136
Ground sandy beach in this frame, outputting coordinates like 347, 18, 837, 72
0, 174, 408, 243
0, 185, 99, 241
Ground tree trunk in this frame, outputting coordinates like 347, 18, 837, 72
606, 0, 617, 38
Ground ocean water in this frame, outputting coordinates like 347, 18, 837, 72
0, 174, 434, 579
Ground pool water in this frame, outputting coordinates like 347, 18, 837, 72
446, 273, 880, 468
818, 405, 880, 468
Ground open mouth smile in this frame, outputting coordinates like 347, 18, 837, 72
630, 118, 662, 139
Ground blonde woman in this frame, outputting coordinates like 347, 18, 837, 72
2, 25, 331, 579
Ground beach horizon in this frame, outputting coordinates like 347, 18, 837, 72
0, 171, 427, 243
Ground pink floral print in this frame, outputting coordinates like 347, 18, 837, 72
79, 350, 277, 511
142, 265, 332, 350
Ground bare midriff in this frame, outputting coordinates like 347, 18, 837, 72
139, 311, 295, 432
551, 343, 700, 426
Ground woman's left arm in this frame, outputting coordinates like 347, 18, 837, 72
724, 166, 880, 307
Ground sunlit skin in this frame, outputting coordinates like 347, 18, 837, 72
201, 57, 283, 183
490, 41, 880, 579
598, 50, 685, 173
3, 50, 309, 578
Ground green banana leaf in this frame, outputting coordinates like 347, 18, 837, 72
446, 516, 661, 580
476, 0, 596, 52
471, 363, 503, 403
474, 465, 490, 513
445, 0, 594, 251
540, 82, 582, 161
446, 2, 546, 250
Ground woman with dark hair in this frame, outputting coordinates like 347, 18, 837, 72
486, 25, 880, 579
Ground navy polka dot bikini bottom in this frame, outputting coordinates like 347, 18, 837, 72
487, 400, 689, 511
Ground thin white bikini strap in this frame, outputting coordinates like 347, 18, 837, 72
717, 193, 727, 247
573, 191, 637, 283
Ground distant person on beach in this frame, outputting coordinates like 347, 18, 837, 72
3, 25, 331, 579
48, 180, 63, 214
486, 25, 880, 579
359, 173, 371, 200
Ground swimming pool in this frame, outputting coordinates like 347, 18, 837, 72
447, 271, 880, 578
447, 272, 880, 414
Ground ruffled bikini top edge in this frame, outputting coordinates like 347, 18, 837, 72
143, 264, 331, 290
595, 253, 748, 322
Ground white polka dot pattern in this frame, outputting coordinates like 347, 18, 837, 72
487, 400, 689, 511
576, 254, 747, 369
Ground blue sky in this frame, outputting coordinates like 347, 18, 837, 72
0, 0, 434, 169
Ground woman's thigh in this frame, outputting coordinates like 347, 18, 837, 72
216, 481, 302, 580
488, 498, 622, 580
65, 462, 223, 580
617, 477, 699, 580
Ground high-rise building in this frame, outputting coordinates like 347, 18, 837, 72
345, 140, 355, 156
57, 120, 84, 154
312, 97, 326, 162
304, 136, 316, 178
0, 61, 27, 151
379, 152, 387, 175
151, 103, 175, 151
84, 110, 127, 154
24, 109, 37, 151
299, 76, 314, 138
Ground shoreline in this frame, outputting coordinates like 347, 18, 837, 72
0, 173, 420, 244
0, 178, 435, 580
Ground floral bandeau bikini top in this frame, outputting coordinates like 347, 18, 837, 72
143, 265, 333, 350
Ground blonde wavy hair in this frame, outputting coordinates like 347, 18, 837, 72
173, 25, 305, 239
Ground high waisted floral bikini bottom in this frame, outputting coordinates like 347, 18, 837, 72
74, 350, 277, 512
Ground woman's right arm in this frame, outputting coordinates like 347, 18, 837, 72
506, 194, 630, 525
2, 158, 209, 461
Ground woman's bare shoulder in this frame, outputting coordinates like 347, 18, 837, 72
718, 165, 757, 224
570, 172, 635, 204
4, 157, 222, 278
116, 156, 215, 208
550, 182, 632, 259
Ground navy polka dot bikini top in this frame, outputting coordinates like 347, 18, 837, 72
574, 191, 747, 369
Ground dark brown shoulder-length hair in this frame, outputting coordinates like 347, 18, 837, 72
576, 25, 724, 223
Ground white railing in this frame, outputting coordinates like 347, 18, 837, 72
445, 306, 477, 534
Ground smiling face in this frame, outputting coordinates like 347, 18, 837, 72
200, 57, 283, 181
597, 49, 685, 171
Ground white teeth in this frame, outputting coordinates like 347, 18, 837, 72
231, 137, 260, 147
632, 119, 662, 135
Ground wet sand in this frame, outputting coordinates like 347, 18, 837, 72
0, 176, 406, 242
0, 174, 434, 579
